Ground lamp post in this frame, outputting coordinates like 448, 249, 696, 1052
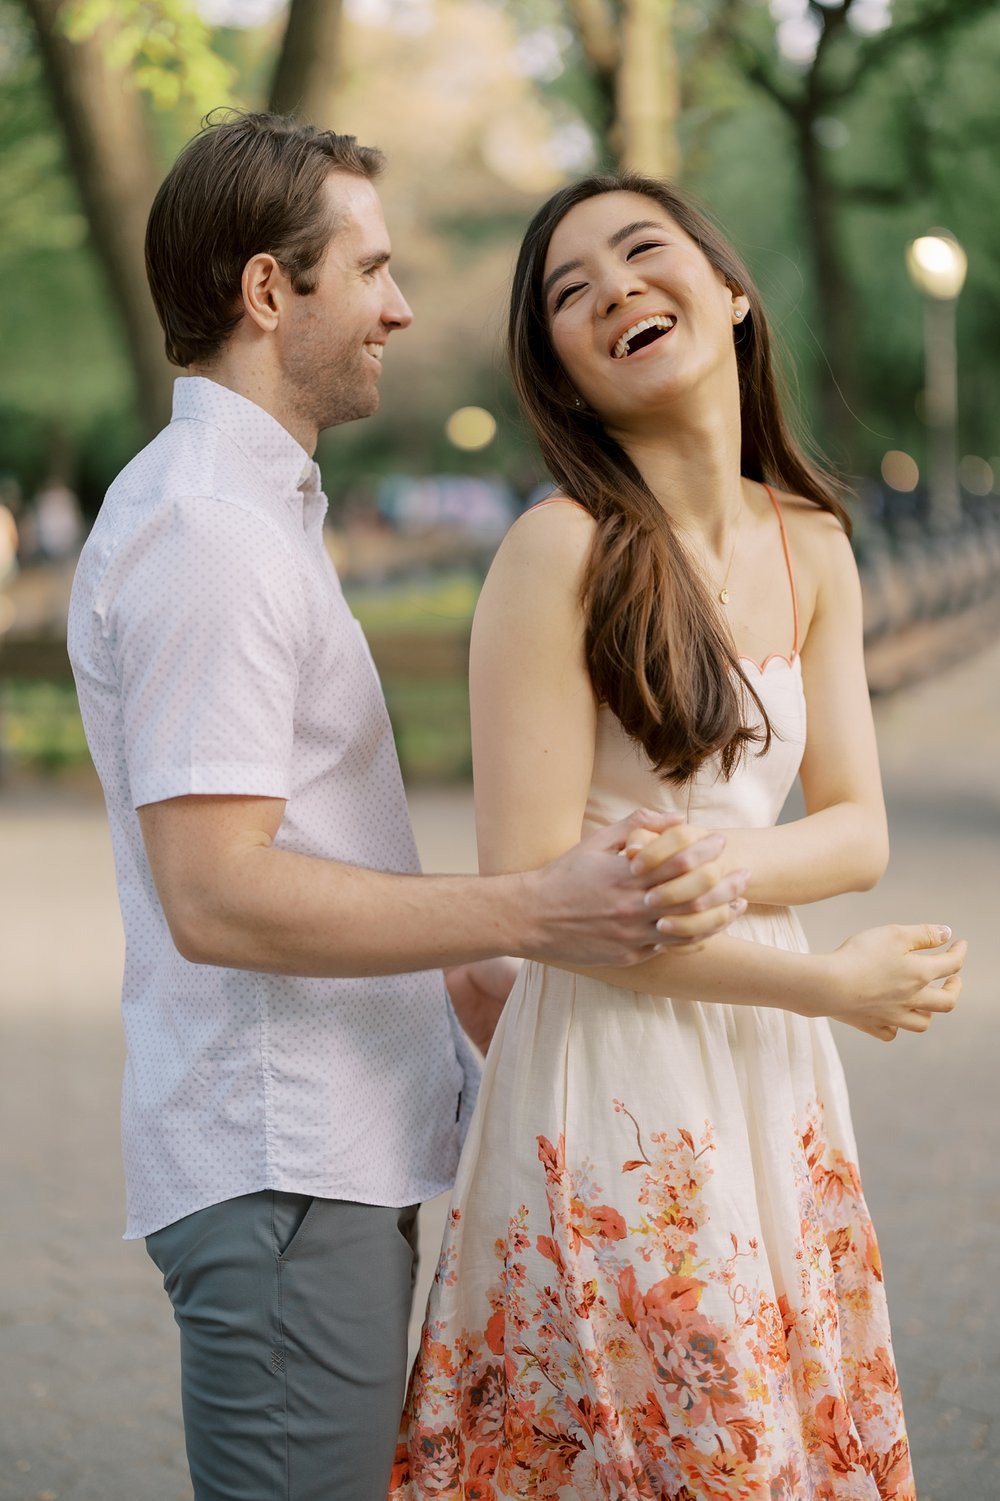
905, 230, 967, 530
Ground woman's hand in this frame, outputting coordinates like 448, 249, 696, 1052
816, 924, 966, 1041
625, 822, 749, 950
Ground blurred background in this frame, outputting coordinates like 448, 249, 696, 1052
3, 0, 1000, 775
0, 1, 998, 1498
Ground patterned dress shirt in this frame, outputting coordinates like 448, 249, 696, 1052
68, 377, 479, 1238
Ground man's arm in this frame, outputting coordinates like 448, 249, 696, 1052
122, 496, 746, 978
138, 793, 748, 977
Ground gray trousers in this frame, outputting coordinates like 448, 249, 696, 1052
146, 1191, 419, 1501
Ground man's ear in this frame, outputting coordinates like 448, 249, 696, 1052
240, 253, 287, 335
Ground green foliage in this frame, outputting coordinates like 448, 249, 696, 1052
0, 680, 92, 769
0, 13, 87, 261
675, 0, 1000, 475
57, 0, 239, 112
346, 573, 479, 635
381, 678, 472, 782
2, 0, 998, 508
0, 2, 134, 490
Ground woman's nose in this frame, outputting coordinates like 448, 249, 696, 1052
597, 268, 647, 318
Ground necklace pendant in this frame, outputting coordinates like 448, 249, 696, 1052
719, 586, 730, 605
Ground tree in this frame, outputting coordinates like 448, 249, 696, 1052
18, 0, 345, 439
559, 0, 682, 175
718, 0, 999, 461
269, 0, 343, 123
21, 0, 175, 433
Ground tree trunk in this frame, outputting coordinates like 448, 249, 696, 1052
617, 0, 680, 178
797, 117, 859, 466
564, 0, 620, 167
22, 0, 174, 437
269, 0, 344, 126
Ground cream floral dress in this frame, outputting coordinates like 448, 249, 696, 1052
391, 494, 914, 1501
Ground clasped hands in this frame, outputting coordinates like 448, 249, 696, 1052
448, 811, 746, 1053
623, 813, 749, 947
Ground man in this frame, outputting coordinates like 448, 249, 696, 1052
68, 112, 748, 1501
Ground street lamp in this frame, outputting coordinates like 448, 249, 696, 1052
905, 230, 967, 530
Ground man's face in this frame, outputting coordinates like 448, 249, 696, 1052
279, 172, 412, 432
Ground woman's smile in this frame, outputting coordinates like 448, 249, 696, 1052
609, 312, 677, 360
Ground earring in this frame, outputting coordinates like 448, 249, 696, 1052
733, 307, 746, 322
573, 395, 583, 408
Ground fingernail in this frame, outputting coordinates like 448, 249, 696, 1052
938, 925, 952, 943
656, 918, 674, 934
730, 898, 748, 914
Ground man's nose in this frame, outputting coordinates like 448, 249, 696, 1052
385, 278, 413, 330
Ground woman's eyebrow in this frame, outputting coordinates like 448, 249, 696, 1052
542, 220, 666, 302
607, 219, 663, 249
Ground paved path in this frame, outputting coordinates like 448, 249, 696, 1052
1, 640, 998, 1501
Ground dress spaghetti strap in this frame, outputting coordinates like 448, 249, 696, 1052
762, 484, 801, 659
527, 495, 591, 517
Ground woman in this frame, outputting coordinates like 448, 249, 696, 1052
390, 176, 965, 1500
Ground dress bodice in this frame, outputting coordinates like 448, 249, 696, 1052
583, 483, 806, 835
583, 654, 806, 835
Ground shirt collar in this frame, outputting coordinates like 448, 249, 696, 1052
171, 377, 325, 527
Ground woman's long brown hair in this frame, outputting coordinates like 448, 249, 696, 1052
507, 172, 852, 783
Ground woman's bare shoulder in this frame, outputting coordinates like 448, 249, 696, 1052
769, 486, 852, 561
475, 495, 595, 641
499, 494, 597, 568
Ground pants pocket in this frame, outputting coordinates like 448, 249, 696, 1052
271, 1190, 315, 1260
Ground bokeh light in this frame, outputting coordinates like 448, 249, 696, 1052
959, 455, 994, 496
445, 407, 497, 451
905, 234, 968, 300
881, 451, 919, 492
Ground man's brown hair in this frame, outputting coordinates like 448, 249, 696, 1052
145, 110, 385, 367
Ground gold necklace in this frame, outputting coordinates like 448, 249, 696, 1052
717, 508, 742, 606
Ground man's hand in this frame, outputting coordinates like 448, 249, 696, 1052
445, 957, 522, 1054
524, 810, 749, 968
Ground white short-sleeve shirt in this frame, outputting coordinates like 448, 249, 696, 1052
68, 377, 480, 1239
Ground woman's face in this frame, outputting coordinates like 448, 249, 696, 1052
540, 190, 747, 430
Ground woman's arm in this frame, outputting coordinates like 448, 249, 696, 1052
471, 502, 962, 1040
634, 506, 888, 906
471, 501, 750, 936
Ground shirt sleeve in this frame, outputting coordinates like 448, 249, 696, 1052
104, 496, 311, 808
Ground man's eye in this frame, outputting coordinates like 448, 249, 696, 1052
553, 283, 585, 311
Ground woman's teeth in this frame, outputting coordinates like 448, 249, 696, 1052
612, 314, 676, 360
